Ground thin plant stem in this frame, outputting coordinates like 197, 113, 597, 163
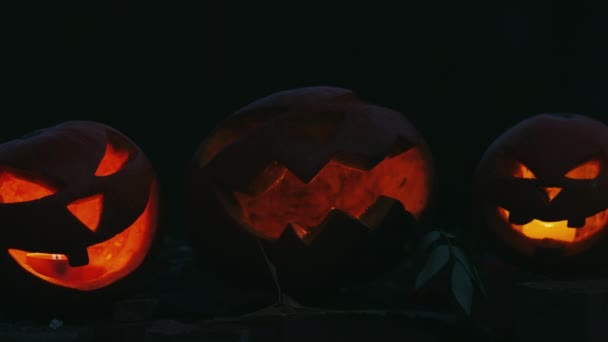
256, 239, 283, 305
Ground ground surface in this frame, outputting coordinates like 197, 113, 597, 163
0, 235, 498, 342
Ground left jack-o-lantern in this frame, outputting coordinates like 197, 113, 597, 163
0, 121, 159, 291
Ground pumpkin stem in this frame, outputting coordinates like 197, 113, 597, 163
256, 239, 284, 305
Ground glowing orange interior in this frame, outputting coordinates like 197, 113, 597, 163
544, 187, 562, 201
511, 161, 536, 179
498, 207, 608, 243
234, 147, 431, 240
510, 158, 601, 180
95, 143, 130, 176
565, 159, 600, 179
8, 182, 159, 291
0, 171, 57, 203
498, 158, 607, 243
66, 194, 104, 232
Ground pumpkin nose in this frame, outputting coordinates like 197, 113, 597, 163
543, 187, 562, 202
67, 194, 104, 232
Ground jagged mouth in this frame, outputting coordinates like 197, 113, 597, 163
232, 147, 431, 241
8, 227, 130, 289
497, 207, 608, 243
264, 195, 405, 246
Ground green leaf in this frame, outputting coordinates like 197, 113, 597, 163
415, 245, 450, 290
451, 246, 474, 278
473, 266, 487, 297
419, 230, 441, 252
451, 246, 487, 297
451, 262, 474, 316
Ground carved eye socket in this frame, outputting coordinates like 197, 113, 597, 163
0, 169, 57, 203
564, 159, 601, 179
95, 143, 130, 177
512, 160, 536, 179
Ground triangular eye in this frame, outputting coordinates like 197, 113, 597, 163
67, 194, 103, 232
95, 143, 130, 177
512, 160, 536, 179
564, 159, 600, 179
0, 169, 57, 203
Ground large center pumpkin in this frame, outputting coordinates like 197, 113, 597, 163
186, 86, 434, 293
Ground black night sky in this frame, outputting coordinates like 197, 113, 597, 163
3, 2, 606, 235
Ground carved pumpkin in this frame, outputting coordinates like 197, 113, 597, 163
0, 121, 159, 291
186, 86, 434, 293
474, 113, 608, 269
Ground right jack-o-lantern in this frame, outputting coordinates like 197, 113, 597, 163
474, 113, 608, 269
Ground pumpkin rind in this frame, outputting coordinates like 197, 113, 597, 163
0, 121, 160, 291
474, 113, 608, 272
186, 87, 434, 296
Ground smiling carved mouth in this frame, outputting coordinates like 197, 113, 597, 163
498, 207, 608, 243
6, 183, 158, 291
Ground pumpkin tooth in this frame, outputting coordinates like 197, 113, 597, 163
567, 217, 586, 228
508, 211, 533, 225
66, 248, 90, 267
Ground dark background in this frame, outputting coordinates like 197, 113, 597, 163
0, 2, 605, 237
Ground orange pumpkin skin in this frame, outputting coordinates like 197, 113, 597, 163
0, 121, 160, 302
474, 113, 608, 273
185, 87, 434, 295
